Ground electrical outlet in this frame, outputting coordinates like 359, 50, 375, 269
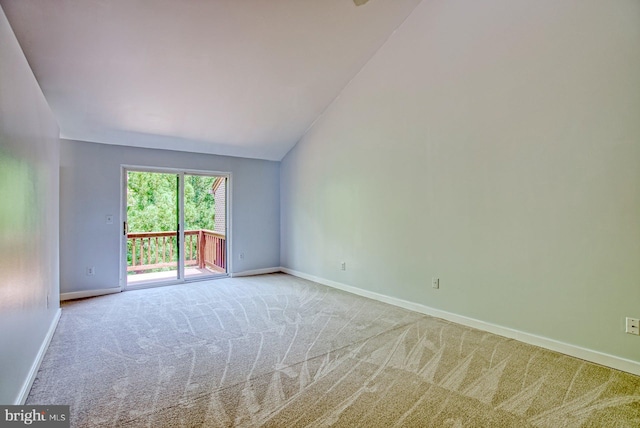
239, 253, 244, 260
87, 266, 95, 276
626, 317, 639, 335
340, 262, 346, 271
432, 277, 439, 289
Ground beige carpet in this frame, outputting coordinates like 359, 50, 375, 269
28, 274, 640, 427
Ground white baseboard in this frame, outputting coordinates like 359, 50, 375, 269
16, 308, 61, 404
281, 268, 640, 376
60, 287, 121, 301
231, 267, 281, 278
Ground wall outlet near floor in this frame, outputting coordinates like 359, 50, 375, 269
340, 262, 346, 271
239, 252, 244, 260
432, 277, 439, 289
87, 266, 95, 276
625, 317, 639, 335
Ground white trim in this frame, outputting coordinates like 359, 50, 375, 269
123, 280, 180, 292
231, 267, 281, 278
280, 268, 640, 376
120, 166, 127, 289
60, 287, 121, 301
225, 175, 232, 276
16, 309, 61, 404
178, 171, 185, 281
185, 273, 229, 283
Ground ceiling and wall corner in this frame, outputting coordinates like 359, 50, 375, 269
0, 0, 422, 161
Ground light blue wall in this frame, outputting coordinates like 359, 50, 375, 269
59, 139, 280, 294
281, 0, 640, 363
0, 6, 61, 404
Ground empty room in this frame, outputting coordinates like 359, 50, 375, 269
1, 0, 639, 426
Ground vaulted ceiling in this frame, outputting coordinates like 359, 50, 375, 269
1, 0, 421, 160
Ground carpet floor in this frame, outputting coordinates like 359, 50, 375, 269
28, 273, 640, 427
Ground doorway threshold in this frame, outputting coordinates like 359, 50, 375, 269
127, 267, 224, 285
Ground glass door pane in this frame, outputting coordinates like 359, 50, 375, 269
125, 171, 179, 285
183, 173, 227, 279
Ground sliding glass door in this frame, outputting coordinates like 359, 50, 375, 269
122, 168, 228, 288
125, 171, 179, 284
183, 173, 227, 280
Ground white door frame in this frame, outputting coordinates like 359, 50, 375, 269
119, 165, 231, 290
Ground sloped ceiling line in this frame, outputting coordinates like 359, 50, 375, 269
0, 0, 423, 160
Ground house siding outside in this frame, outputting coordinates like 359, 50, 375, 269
214, 178, 226, 235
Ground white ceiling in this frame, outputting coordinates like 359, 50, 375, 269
1, 0, 421, 160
